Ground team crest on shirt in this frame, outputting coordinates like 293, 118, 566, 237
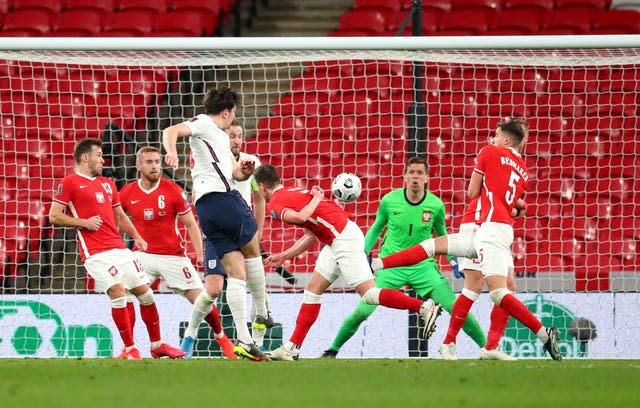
95, 192, 105, 203
101, 182, 112, 194
55, 183, 62, 197
422, 211, 432, 222
144, 208, 154, 220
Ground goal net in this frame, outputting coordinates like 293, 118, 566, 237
0, 37, 639, 359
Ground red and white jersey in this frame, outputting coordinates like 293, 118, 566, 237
120, 178, 192, 256
461, 196, 480, 224
267, 187, 349, 245
53, 172, 126, 261
473, 144, 529, 225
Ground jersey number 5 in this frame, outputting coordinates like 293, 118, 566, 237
505, 171, 520, 205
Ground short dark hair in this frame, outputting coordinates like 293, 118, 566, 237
254, 164, 281, 188
498, 117, 529, 146
405, 156, 428, 173
203, 87, 239, 115
73, 138, 102, 163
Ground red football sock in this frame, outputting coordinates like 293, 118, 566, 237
204, 304, 223, 335
289, 303, 321, 347
381, 245, 429, 269
443, 294, 474, 344
486, 304, 510, 350
498, 294, 543, 334
140, 303, 162, 343
126, 302, 136, 334
112, 307, 134, 347
379, 288, 423, 312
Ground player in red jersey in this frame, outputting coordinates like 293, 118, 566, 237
370, 118, 562, 361
253, 164, 441, 361
120, 146, 236, 359
49, 138, 185, 360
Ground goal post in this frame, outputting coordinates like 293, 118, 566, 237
0, 36, 639, 359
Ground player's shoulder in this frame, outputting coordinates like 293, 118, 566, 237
478, 144, 498, 156
425, 191, 445, 206
119, 180, 138, 194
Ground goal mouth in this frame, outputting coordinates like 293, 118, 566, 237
1, 36, 638, 359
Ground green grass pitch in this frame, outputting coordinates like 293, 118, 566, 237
1, 359, 638, 407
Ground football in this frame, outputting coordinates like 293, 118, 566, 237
331, 172, 362, 203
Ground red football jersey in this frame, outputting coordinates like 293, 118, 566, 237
120, 178, 192, 256
461, 196, 480, 224
267, 187, 349, 245
473, 144, 529, 225
53, 172, 126, 261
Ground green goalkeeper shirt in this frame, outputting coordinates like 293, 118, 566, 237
364, 188, 450, 271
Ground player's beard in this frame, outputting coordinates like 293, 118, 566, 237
143, 172, 160, 184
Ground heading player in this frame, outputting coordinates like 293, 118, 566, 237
163, 87, 269, 361
49, 138, 184, 359
370, 118, 562, 360
254, 164, 441, 361
120, 146, 235, 359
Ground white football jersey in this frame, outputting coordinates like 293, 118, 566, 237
235, 151, 261, 207
184, 114, 235, 202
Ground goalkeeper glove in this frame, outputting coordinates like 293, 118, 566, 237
450, 257, 464, 279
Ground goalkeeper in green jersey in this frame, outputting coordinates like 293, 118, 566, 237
322, 156, 486, 357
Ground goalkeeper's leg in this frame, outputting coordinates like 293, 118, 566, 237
328, 271, 400, 353
328, 301, 378, 353
429, 281, 486, 348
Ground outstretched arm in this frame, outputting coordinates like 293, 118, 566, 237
264, 229, 318, 268
162, 123, 192, 170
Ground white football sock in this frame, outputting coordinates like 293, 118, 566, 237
245, 257, 268, 318
227, 278, 252, 344
185, 291, 215, 339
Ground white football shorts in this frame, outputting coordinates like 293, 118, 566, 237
475, 222, 514, 278
84, 248, 150, 294
314, 220, 373, 288
134, 251, 203, 293
457, 222, 482, 272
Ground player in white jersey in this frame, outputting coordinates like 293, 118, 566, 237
163, 87, 269, 361
226, 120, 273, 349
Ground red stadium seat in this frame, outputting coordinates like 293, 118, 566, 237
496, 67, 547, 93
272, 92, 329, 117
1, 9, 52, 34
338, 9, 388, 33
534, 93, 587, 118
491, 8, 545, 33
153, 11, 206, 36
585, 92, 639, 117
546, 67, 599, 93
11, 0, 62, 13
485, 92, 535, 117
599, 68, 640, 92
354, 0, 411, 12
501, 0, 554, 11
116, 0, 166, 13
329, 91, 374, 115
593, 9, 640, 32
102, 10, 155, 34
167, 0, 221, 35
555, 0, 610, 9
452, 0, 499, 11
255, 115, 310, 140
439, 9, 495, 34
428, 92, 480, 116
543, 7, 596, 33
308, 115, 357, 140
49, 10, 103, 35
63, 0, 115, 13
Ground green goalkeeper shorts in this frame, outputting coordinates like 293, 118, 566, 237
373, 263, 447, 298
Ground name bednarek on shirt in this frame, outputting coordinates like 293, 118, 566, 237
500, 156, 529, 182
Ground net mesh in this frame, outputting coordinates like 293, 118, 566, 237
1, 46, 639, 358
